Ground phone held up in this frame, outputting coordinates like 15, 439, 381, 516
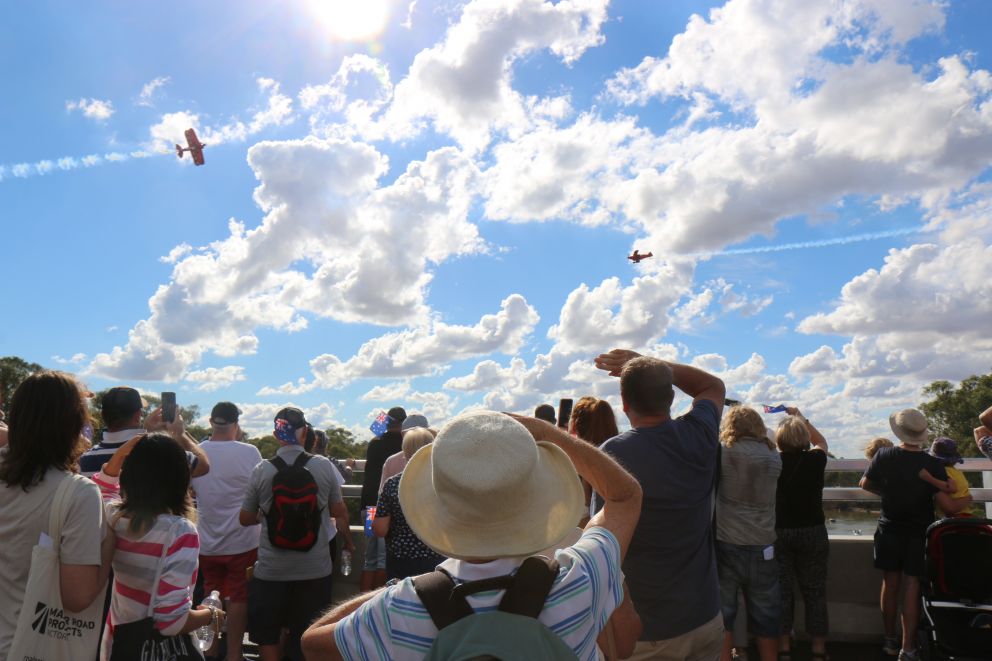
161, 391, 177, 424
557, 398, 573, 430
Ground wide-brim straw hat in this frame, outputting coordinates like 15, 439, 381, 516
399, 410, 585, 561
889, 408, 929, 446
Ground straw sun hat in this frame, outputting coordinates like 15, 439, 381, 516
889, 408, 929, 446
399, 410, 585, 561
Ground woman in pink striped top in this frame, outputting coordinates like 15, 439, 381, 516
93, 432, 225, 660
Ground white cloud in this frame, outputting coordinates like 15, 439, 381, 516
137, 77, 170, 107
184, 366, 247, 392
159, 243, 193, 264
66, 98, 114, 121
300, 54, 393, 137
52, 352, 87, 366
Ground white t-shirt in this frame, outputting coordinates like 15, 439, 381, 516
0, 468, 104, 657
192, 440, 262, 556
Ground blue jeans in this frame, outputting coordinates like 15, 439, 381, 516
362, 508, 386, 571
716, 539, 781, 637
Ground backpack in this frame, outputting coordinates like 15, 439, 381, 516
265, 453, 322, 551
412, 556, 579, 661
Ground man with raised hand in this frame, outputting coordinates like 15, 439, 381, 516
301, 409, 642, 661
593, 348, 726, 661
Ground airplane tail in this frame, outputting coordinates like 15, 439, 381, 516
175, 144, 184, 159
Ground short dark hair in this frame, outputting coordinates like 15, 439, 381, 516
620, 357, 674, 417
387, 407, 407, 424
118, 433, 195, 535
534, 404, 556, 425
0, 371, 89, 490
101, 386, 145, 431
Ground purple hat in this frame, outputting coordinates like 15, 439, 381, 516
929, 437, 963, 464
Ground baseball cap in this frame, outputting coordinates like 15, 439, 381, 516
210, 402, 241, 425
101, 387, 147, 424
274, 406, 307, 430
387, 406, 407, 424
402, 413, 429, 431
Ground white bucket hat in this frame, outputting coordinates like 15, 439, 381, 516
399, 410, 585, 561
889, 408, 929, 446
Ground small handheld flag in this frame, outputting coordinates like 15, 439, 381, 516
369, 411, 391, 436
763, 404, 788, 414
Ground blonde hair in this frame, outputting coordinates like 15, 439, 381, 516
776, 417, 811, 453
864, 437, 894, 460
402, 427, 434, 459
720, 406, 774, 450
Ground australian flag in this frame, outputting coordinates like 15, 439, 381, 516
369, 411, 391, 437
763, 404, 787, 413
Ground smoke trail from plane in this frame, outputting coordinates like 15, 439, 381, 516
0, 150, 158, 183
689, 226, 931, 258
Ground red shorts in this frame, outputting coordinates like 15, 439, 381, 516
200, 548, 257, 603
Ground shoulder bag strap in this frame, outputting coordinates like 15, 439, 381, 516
498, 556, 558, 618
414, 569, 476, 630
48, 473, 80, 551
146, 519, 183, 619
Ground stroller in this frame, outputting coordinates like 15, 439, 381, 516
918, 517, 992, 659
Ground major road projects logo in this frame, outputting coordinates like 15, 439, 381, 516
29, 602, 96, 640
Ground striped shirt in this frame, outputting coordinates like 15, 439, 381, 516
334, 527, 624, 661
92, 471, 199, 660
80, 429, 198, 478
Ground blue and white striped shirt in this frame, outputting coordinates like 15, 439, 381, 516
334, 527, 624, 661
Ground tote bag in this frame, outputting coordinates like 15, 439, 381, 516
108, 519, 201, 661
7, 473, 104, 661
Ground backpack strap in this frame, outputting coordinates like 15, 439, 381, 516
414, 569, 475, 630
269, 456, 288, 471
498, 556, 559, 618
291, 452, 312, 469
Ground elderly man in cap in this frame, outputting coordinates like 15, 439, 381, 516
302, 409, 642, 660
80, 386, 209, 477
192, 402, 261, 661
240, 406, 355, 661
860, 409, 971, 660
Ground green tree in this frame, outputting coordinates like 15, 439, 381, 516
246, 434, 280, 459
87, 389, 202, 443
919, 371, 992, 458
322, 426, 368, 461
0, 356, 44, 417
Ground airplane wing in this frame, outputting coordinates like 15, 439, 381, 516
185, 128, 201, 149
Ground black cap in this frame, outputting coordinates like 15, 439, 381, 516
101, 387, 146, 423
534, 404, 556, 425
387, 406, 407, 423
210, 402, 241, 425
274, 406, 307, 430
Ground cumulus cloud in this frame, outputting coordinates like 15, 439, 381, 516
184, 365, 247, 392
66, 98, 114, 121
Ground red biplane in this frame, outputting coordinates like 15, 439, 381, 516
176, 128, 206, 166
628, 250, 653, 263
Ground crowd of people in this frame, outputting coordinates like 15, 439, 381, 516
0, 352, 990, 661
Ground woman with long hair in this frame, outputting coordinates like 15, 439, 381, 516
569, 397, 620, 520
716, 406, 783, 661
0, 371, 114, 658
93, 431, 225, 660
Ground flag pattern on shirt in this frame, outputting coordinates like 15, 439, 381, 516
91, 471, 199, 659
763, 404, 788, 413
369, 411, 391, 437
333, 527, 624, 661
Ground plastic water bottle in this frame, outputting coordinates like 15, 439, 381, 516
193, 590, 222, 651
340, 549, 352, 577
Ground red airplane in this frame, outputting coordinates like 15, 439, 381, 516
628, 250, 653, 263
175, 128, 206, 166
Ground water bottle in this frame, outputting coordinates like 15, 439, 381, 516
340, 549, 352, 576
193, 590, 222, 651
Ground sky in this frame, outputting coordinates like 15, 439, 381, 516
2, 0, 990, 456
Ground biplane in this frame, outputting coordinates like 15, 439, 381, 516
176, 128, 206, 166
628, 250, 653, 263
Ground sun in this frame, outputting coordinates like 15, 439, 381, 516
307, 0, 392, 42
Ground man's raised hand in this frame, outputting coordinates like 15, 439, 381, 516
594, 349, 642, 377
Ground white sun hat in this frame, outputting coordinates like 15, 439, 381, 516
399, 410, 585, 561
889, 408, 929, 446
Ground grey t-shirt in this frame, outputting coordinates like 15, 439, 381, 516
242, 446, 343, 581
0, 468, 105, 657
716, 438, 782, 546
597, 399, 721, 641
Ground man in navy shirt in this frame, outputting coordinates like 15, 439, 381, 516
595, 349, 725, 660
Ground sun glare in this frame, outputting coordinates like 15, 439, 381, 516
308, 0, 391, 41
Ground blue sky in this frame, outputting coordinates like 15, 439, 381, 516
3, 0, 991, 455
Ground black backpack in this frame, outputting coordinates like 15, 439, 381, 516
265, 453, 322, 552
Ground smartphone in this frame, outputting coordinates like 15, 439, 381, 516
557, 398, 573, 430
161, 392, 177, 423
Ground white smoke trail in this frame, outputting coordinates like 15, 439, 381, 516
689, 226, 932, 258
0, 150, 158, 183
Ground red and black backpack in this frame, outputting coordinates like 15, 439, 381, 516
265, 453, 322, 551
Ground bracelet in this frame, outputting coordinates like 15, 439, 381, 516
208, 605, 219, 635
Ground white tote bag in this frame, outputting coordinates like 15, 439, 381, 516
7, 473, 104, 661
